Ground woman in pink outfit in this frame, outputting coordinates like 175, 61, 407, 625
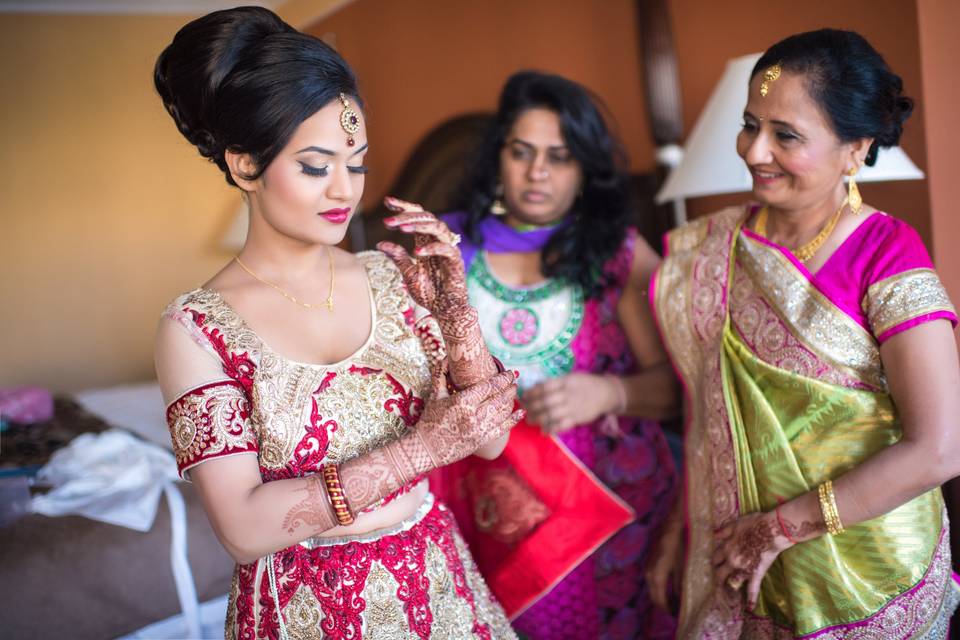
648, 28, 960, 639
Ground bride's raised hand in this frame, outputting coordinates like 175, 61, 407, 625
376, 196, 467, 316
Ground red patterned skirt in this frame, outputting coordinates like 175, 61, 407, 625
224, 494, 516, 639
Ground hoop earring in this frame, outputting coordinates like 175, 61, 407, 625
490, 183, 507, 216
847, 167, 862, 216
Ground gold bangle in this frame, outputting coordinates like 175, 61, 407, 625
322, 464, 355, 526
818, 480, 844, 535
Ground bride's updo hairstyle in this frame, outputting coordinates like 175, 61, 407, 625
154, 6, 361, 186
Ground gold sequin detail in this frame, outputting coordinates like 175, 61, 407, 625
864, 267, 956, 338
730, 264, 873, 390
283, 587, 324, 640
737, 232, 886, 390
654, 206, 746, 638
166, 381, 258, 479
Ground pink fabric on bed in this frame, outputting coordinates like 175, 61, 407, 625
0, 387, 54, 423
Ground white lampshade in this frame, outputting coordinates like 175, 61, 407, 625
656, 53, 924, 204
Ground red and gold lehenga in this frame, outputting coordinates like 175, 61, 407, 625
163, 251, 516, 640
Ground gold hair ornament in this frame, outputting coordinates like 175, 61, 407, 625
338, 93, 360, 147
760, 62, 782, 98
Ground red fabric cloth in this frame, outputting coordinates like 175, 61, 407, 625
432, 419, 634, 619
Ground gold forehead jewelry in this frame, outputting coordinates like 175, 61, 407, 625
338, 93, 360, 147
759, 62, 782, 98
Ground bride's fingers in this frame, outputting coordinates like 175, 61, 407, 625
414, 242, 460, 261
391, 219, 459, 246
384, 212, 439, 229
377, 241, 419, 280
383, 196, 426, 214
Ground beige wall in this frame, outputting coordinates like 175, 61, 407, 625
0, 14, 239, 392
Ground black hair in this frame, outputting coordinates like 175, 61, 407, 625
453, 71, 634, 298
154, 6, 361, 186
753, 29, 913, 166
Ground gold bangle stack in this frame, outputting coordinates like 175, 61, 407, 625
818, 480, 844, 535
322, 464, 354, 526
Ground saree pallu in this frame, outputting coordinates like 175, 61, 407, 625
652, 206, 959, 639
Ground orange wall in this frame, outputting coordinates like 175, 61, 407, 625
670, 0, 930, 242
307, 0, 654, 210
917, 0, 960, 339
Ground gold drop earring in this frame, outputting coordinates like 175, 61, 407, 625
847, 165, 863, 216
490, 183, 507, 216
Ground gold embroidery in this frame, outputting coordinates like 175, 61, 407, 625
865, 267, 957, 338
730, 266, 873, 390
737, 233, 886, 390
450, 520, 518, 638
283, 587, 324, 640
425, 541, 479, 639
166, 381, 257, 478
362, 563, 410, 639
654, 207, 746, 638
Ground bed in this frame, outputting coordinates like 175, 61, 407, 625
0, 384, 234, 639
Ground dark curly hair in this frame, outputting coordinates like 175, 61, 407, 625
753, 29, 913, 166
154, 6, 361, 186
452, 71, 634, 298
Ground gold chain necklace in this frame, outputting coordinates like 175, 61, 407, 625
755, 201, 845, 262
234, 248, 335, 311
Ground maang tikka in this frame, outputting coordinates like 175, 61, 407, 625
338, 93, 360, 147
760, 62, 782, 98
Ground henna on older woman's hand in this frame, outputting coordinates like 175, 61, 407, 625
782, 518, 827, 542
281, 475, 337, 535
736, 518, 778, 575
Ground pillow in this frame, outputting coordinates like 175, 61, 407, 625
73, 382, 170, 450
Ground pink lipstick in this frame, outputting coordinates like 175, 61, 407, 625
319, 207, 351, 224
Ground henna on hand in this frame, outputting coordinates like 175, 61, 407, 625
281, 475, 336, 535
781, 518, 827, 543
714, 513, 783, 611
378, 197, 497, 387
339, 370, 523, 512
735, 518, 778, 576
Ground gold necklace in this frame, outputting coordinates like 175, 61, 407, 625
755, 201, 845, 262
234, 248, 335, 311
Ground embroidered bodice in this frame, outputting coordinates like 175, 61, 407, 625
165, 251, 433, 486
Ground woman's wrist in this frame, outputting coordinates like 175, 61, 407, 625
604, 374, 627, 415
773, 492, 828, 549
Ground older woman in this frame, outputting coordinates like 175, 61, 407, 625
648, 29, 960, 638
